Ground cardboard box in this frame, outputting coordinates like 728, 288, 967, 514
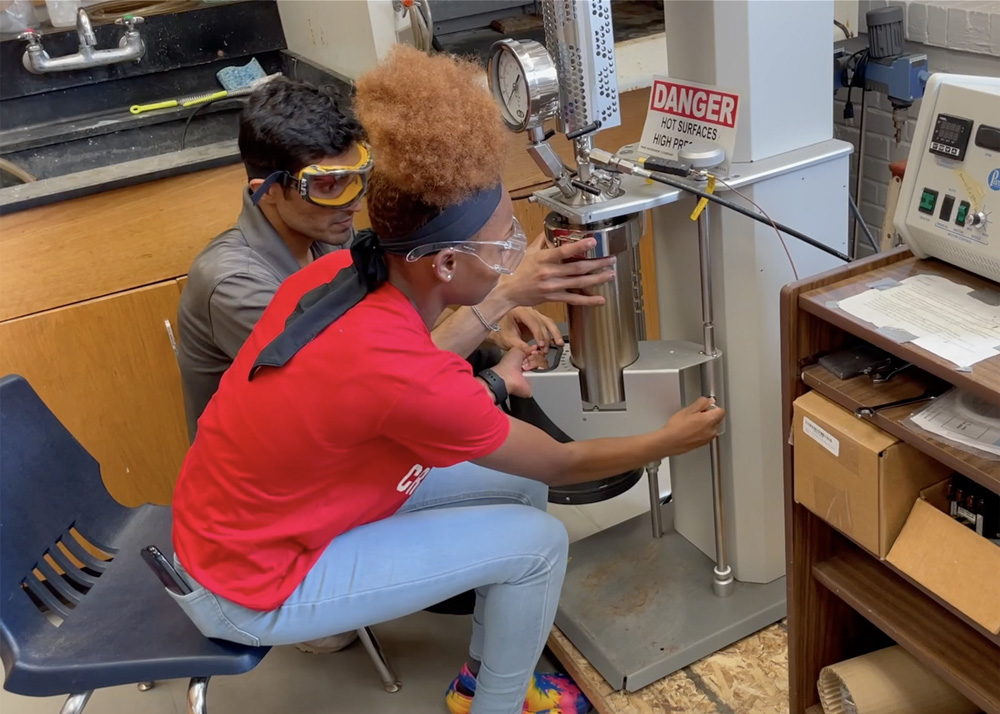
793, 391, 950, 557
887, 481, 1000, 634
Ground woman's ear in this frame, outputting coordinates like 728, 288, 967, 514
432, 250, 457, 283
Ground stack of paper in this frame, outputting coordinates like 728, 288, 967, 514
836, 274, 1000, 369
909, 390, 1000, 458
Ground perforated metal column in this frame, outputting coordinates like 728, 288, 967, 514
541, 0, 622, 134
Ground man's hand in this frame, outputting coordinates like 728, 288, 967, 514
659, 397, 726, 455
495, 235, 616, 308
487, 307, 564, 353
489, 345, 547, 398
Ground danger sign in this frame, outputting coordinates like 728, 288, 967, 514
638, 77, 741, 168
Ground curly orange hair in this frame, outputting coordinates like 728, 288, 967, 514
354, 45, 511, 240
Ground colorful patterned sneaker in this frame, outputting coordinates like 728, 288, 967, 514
445, 663, 591, 714
523, 671, 590, 714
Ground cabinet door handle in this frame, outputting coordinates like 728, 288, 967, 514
164, 319, 178, 360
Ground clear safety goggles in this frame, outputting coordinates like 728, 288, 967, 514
404, 217, 528, 275
253, 143, 373, 209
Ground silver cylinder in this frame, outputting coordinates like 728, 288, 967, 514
545, 212, 644, 406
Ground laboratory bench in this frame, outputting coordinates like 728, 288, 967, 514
780, 247, 1000, 714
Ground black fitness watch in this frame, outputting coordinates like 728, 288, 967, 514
478, 368, 508, 406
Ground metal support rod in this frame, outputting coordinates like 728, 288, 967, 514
850, 90, 869, 259
187, 677, 209, 714
576, 136, 593, 181
575, 135, 596, 203
647, 461, 663, 538
849, 194, 879, 254
59, 692, 93, 714
696, 210, 735, 598
358, 626, 401, 693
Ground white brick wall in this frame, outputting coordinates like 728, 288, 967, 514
838, 0, 1000, 254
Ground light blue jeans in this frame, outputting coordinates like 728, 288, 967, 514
170, 463, 568, 714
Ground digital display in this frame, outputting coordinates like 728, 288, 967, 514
929, 113, 974, 161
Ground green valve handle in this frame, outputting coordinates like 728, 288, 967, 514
116, 14, 144, 28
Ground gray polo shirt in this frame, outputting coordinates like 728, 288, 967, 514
177, 189, 341, 439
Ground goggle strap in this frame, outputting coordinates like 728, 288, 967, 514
250, 171, 288, 206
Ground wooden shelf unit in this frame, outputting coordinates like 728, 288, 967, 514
781, 248, 1000, 714
813, 552, 1000, 711
801, 365, 999, 494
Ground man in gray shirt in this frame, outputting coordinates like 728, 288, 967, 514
178, 78, 365, 439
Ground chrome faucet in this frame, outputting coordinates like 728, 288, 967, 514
20, 10, 145, 74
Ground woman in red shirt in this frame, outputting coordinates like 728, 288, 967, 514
170, 46, 724, 714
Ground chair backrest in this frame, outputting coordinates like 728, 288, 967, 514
0, 375, 133, 655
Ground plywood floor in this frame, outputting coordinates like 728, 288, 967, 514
548, 622, 791, 714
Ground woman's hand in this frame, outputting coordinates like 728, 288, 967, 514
487, 307, 564, 353
659, 397, 726, 455
493, 235, 616, 308
489, 345, 547, 399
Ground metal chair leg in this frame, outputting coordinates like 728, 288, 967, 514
357, 626, 401, 693
137, 681, 155, 691
187, 676, 210, 714
59, 692, 92, 714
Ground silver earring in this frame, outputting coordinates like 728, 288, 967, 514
446, 274, 453, 281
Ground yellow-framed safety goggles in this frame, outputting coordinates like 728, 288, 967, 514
251, 142, 373, 209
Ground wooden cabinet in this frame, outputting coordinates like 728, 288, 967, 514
0, 165, 246, 322
781, 250, 1000, 714
0, 282, 189, 507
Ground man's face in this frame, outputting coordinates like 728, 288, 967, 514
272, 145, 364, 246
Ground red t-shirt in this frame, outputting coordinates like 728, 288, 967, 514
172, 250, 510, 611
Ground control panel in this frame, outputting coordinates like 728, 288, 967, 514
896, 74, 1000, 283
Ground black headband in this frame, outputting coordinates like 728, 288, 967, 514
380, 184, 504, 253
248, 184, 504, 378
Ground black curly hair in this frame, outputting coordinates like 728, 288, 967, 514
238, 76, 364, 180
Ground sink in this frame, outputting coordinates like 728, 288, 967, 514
0, 2, 351, 214
1, 98, 244, 182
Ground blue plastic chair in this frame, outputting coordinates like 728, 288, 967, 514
0, 374, 269, 714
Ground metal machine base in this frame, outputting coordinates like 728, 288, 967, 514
554, 503, 786, 692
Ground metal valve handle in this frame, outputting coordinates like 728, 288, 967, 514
18, 29, 42, 47
115, 14, 145, 30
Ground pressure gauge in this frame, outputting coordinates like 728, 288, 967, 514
487, 39, 560, 133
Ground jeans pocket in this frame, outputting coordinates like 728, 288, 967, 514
166, 587, 262, 647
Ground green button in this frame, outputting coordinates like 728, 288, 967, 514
956, 201, 970, 226
919, 189, 938, 214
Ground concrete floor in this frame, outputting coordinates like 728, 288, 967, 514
1, 611, 561, 714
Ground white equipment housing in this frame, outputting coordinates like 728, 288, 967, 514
896, 74, 1000, 283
